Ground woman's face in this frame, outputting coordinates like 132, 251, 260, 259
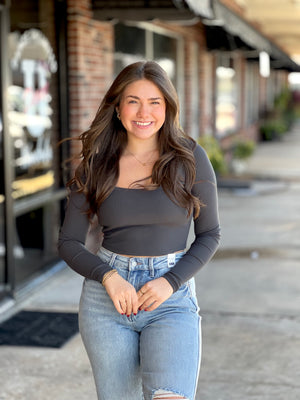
118, 79, 166, 143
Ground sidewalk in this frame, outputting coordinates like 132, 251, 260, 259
196, 122, 300, 399
246, 122, 300, 181
1, 124, 300, 399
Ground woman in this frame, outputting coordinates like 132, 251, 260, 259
58, 61, 220, 400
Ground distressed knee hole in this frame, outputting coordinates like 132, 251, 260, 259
153, 389, 189, 399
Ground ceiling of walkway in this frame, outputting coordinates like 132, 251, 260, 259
235, 0, 300, 63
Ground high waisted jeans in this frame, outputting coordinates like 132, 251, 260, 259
79, 247, 202, 400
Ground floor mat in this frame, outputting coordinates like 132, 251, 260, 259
0, 310, 79, 348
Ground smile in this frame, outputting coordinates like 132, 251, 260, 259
134, 121, 153, 127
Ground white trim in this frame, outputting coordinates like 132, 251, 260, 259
133, 21, 182, 40
145, 29, 153, 60
190, 42, 199, 139
177, 37, 185, 129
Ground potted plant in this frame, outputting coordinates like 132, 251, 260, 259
260, 118, 288, 141
231, 139, 255, 175
232, 139, 255, 159
260, 87, 295, 141
198, 135, 227, 176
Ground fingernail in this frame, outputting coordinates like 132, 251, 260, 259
121, 313, 124, 315
127, 315, 130, 317
134, 313, 137, 316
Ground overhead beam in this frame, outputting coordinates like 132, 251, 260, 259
262, 23, 300, 35
245, 9, 300, 21
242, 0, 299, 5
270, 33, 300, 39
273, 37, 300, 45
235, 0, 300, 60
93, 8, 196, 21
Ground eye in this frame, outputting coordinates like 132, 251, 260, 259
151, 101, 160, 105
128, 100, 138, 104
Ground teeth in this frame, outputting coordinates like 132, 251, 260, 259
135, 121, 152, 126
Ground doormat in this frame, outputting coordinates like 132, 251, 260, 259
0, 310, 79, 348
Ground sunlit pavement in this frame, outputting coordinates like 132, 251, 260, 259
196, 122, 300, 400
1, 123, 300, 399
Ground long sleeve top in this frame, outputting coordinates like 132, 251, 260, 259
58, 144, 221, 292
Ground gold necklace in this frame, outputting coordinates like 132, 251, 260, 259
127, 149, 157, 166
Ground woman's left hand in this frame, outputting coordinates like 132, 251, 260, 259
137, 277, 173, 312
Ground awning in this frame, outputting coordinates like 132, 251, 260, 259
205, 25, 254, 52
204, 1, 300, 72
212, 2, 272, 53
92, 0, 213, 21
92, 0, 300, 72
184, 0, 214, 19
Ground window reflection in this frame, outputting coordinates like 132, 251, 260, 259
8, 29, 57, 199
0, 114, 4, 291
114, 24, 146, 75
216, 64, 238, 136
153, 32, 177, 85
114, 23, 178, 87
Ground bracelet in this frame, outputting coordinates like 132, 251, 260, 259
102, 269, 118, 286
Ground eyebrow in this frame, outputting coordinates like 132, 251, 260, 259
126, 95, 163, 101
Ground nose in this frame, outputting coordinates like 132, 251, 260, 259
136, 103, 150, 119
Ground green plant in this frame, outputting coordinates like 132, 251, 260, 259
260, 118, 288, 141
232, 139, 255, 159
274, 87, 292, 112
198, 135, 227, 175
260, 87, 297, 141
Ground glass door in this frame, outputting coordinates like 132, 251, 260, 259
0, 0, 66, 298
0, 3, 9, 299
0, 110, 5, 297
7, 0, 61, 289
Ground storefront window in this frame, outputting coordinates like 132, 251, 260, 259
153, 32, 177, 86
8, 28, 57, 200
5, 0, 62, 288
114, 24, 146, 74
0, 113, 4, 294
215, 57, 238, 136
246, 62, 260, 125
114, 23, 179, 88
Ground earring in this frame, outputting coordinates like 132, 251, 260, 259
117, 111, 120, 120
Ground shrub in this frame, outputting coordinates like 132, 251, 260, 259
260, 118, 288, 141
198, 135, 227, 175
232, 139, 255, 159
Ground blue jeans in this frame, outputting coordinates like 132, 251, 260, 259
79, 247, 202, 400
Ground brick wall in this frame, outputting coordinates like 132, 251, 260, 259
67, 0, 114, 158
154, 21, 207, 137
65, 0, 293, 163
66, 5, 209, 148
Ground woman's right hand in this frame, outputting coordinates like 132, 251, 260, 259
103, 273, 139, 316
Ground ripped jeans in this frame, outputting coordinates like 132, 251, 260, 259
79, 247, 202, 400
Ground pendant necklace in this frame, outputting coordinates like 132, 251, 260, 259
127, 149, 157, 166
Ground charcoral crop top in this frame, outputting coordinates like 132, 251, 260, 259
58, 144, 221, 292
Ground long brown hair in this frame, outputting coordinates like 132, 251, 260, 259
68, 61, 201, 218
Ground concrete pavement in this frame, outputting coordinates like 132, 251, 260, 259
196, 122, 300, 399
1, 123, 300, 399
